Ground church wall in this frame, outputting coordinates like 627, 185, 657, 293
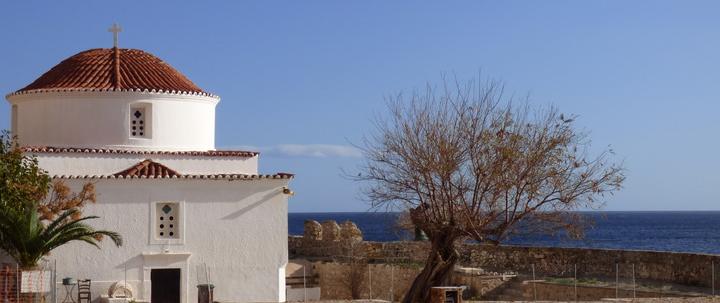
33, 153, 259, 176
8, 91, 218, 151
46, 178, 290, 303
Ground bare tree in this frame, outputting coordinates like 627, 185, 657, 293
355, 78, 625, 302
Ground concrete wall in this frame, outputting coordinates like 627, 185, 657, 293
286, 287, 321, 302
9, 178, 292, 303
7, 91, 219, 151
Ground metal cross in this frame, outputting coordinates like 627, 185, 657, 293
108, 23, 122, 48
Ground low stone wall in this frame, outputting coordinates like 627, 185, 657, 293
289, 235, 430, 262
462, 245, 720, 288
314, 262, 422, 301
312, 261, 510, 301
517, 281, 687, 301
454, 273, 512, 299
290, 234, 720, 288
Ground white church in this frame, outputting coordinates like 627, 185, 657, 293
3, 28, 293, 303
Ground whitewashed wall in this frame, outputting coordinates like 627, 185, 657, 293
7, 91, 219, 151
33, 153, 259, 176
48, 178, 290, 303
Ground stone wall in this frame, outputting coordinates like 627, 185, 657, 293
290, 233, 720, 288
516, 281, 687, 301
289, 234, 429, 262
453, 273, 512, 299
312, 261, 511, 301
314, 262, 422, 301
461, 245, 720, 288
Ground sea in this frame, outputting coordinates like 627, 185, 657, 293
289, 211, 720, 255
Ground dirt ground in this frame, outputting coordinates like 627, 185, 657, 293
299, 297, 720, 303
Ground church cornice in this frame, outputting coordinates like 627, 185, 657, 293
6, 87, 220, 101
21, 146, 258, 158
51, 173, 294, 180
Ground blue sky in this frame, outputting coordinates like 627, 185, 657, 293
1, 1, 719, 212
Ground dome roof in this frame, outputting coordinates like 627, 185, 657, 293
13, 48, 209, 95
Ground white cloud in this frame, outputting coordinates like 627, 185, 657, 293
233, 144, 362, 158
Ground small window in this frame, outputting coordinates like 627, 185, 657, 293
130, 107, 146, 137
11, 105, 18, 136
156, 202, 180, 240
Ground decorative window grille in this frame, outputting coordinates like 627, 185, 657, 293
130, 107, 146, 137
156, 202, 180, 240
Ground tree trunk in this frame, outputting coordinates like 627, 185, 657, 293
402, 234, 459, 303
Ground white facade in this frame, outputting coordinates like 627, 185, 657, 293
3, 51, 293, 302
32, 152, 259, 176
50, 178, 290, 303
7, 90, 219, 151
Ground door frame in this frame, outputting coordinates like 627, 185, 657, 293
141, 252, 191, 303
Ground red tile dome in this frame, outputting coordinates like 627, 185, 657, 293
14, 48, 208, 95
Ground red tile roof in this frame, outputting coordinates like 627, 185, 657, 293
21, 146, 258, 157
13, 48, 210, 95
113, 159, 181, 178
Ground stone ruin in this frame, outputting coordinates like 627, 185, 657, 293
302, 219, 363, 243
321, 220, 341, 241
339, 221, 363, 242
303, 220, 323, 241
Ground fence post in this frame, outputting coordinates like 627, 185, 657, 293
532, 264, 537, 301
54, 260, 58, 303
390, 264, 394, 302
632, 263, 636, 299
2, 266, 5, 303
368, 265, 372, 300
615, 263, 619, 299
713, 261, 716, 296
303, 265, 307, 302
574, 264, 577, 302
15, 264, 19, 303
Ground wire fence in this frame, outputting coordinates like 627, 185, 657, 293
2, 255, 718, 302
520, 261, 716, 302
286, 243, 720, 302
1, 261, 56, 303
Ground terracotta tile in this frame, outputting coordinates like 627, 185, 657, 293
16, 48, 207, 94
113, 159, 182, 178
